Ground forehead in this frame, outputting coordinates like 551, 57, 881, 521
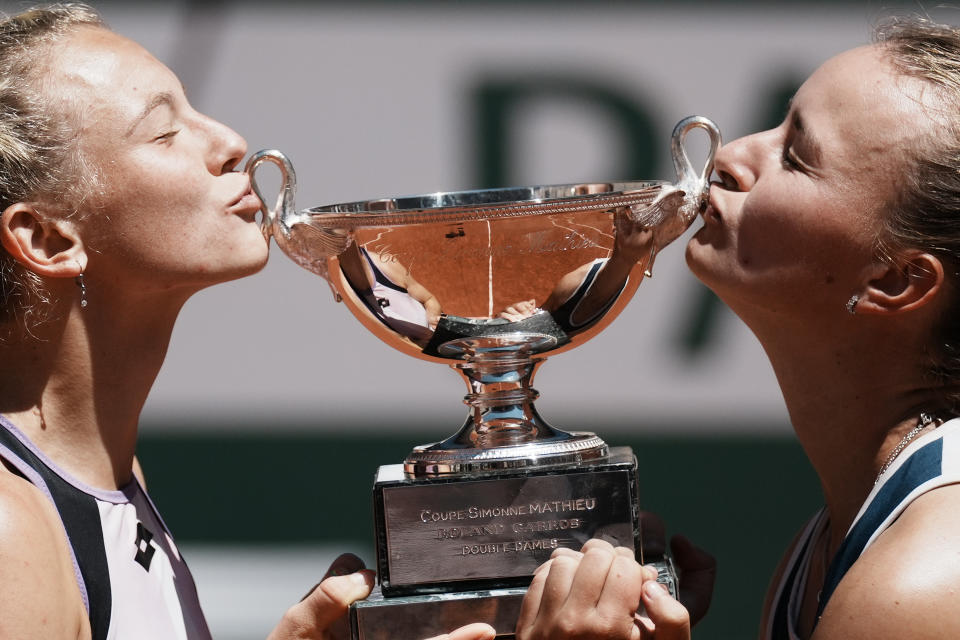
794, 45, 933, 172
44, 26, 178, 129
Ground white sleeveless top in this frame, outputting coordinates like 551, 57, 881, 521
764, 417, 960, 639
0, 415, 211, 640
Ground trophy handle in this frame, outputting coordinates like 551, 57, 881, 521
244, 149, 298, 242
671, 115, 721, 214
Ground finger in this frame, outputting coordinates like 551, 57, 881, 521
640, 564, 659, 582
325, 553, 366, 579
517, 559, 551, 633
595, 553, 645, 634
566, 544, 617, 609
614, 545, 637, 559
302, 570, 376, 631
635, 612, 654, 636
580, 537, 616, 554
423, 622, 497, 640
536, 554, 580, 621
549, 546, 582, 561
641, 581, 690, 640
639, 511, 666, 559
670, 535, 716, 626
301, 553, 367, 601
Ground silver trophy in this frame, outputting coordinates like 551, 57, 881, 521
248, 116, 720, 639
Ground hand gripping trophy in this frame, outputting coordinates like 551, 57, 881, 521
247, 116, 720, 639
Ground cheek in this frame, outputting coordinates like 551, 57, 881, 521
735, 201, 806, 269
82, 173, 210, 255
735, 191, 870, 285
103, 171, 211, 233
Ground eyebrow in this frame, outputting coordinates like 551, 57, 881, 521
124, 91, 176, 137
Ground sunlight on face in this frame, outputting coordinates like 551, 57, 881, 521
687, 45, 935, 319
41, 26, 267, 301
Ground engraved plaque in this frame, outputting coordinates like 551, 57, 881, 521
375, 450, 638, 594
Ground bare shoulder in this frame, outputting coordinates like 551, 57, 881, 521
0, 466, 89, 639
814, 484, 960, 639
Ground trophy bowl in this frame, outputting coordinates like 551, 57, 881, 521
247, 116, 719, 476
247, 115, 720, 639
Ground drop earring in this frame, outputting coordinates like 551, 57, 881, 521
75, 270, 88, 309
845, 294, 859, 315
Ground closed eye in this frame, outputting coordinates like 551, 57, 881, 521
781, 144, 802, 171
154, 130, 179, 143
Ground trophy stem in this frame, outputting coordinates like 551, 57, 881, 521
404, 337, 608, 476
460, 351, 552, 445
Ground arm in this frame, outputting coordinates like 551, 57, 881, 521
0, 471, 87, 639
541, 213, 655, 328
812, 484, 960, 639
403, 275, 442, 329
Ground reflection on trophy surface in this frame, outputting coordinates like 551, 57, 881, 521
247, 115, 720, 639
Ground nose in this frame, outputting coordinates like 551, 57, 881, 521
712, 129, 770, 192
202, 114, 248, 175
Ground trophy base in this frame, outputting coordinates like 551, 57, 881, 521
350, 585, 525, 640
374, 447, 640, 595
349, 559, 680, 640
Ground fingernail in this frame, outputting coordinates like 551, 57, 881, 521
644, 580, 669, 599
350, 571, 370, 585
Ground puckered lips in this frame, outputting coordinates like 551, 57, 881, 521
701, 183, 723, 226
228, 178, 262, 220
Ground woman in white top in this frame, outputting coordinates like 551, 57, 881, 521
0, 4, 494, 640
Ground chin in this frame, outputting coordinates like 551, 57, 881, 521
232, 249, 270, 280
209, 244, 270, 285
684, 236, 713, 280
684, 240, 740, 300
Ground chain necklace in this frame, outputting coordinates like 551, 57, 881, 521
875, 412, 942, 485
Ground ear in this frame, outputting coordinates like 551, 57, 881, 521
0, 203, 85, 277
855, 252, 944, 315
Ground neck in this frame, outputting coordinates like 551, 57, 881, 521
0, 294, 185, 489
748, 310, 942, 538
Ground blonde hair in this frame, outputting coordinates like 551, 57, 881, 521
876, 16, 960, 411
0, 3, 103, 338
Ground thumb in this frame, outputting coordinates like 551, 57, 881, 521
324, 553, 367, 580
301, 553, 368, 601
641, 581, 690, 640
302, 570, 376, 631
423, 622, 497, 640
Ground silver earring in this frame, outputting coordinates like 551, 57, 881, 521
75, 272, 88, 308
845, 294, 859, 315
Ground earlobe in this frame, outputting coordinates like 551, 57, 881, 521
0, 203, 85, 277
855, 253, 944, 315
